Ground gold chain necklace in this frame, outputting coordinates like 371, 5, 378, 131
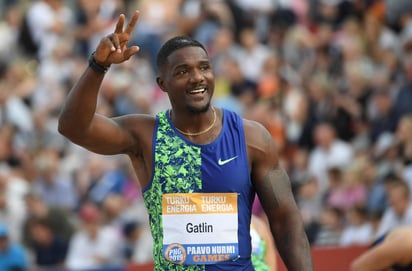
169, 107, 217, 136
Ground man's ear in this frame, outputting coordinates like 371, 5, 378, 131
156, 76, 167, 93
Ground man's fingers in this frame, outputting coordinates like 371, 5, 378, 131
102, 36, 116, 51
125, 10, 140, 35
124, 46, 140, 59
112, 34, 120, 51
114, 14, 125, 34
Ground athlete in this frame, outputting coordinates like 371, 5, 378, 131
351, 226, 412, 271
58, 11, 313, 271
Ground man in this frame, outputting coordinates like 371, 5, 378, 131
0, 224, 28, 271
351, 226, 412, 271
65, 202, 121, 269
58, 11, 313, 271
375, 180, 412, 238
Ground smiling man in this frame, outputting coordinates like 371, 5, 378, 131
58, 10, 313, 271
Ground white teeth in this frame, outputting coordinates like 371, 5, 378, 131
189, 88, 205, 94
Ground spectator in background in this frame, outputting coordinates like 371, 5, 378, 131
0, 2, 20, 62
213, 56, 257, 115
325, 162, 368, 211
281, 74, 308, 148
394, 23, 412, 120
288, 149, 311, 196
235, 25, 272, 84
22, 191, 75, 248
368, 89, 398, 144
393, 34, 412, 121
372, 132, 402, 181
132, 0, 180, 68
32, 38, 77, 115
72, 0, 122, 59
340, 205, 374, 247
295, 173, 323, 244
102, 56, 155, 116
0, 63, 33, 134
18, 109, 67, 155
65, 202, 122, 270
314, 206, 344, 247
26, 217, 68, 269
308, 122, 354, 195
0, 224, 28, 271
176, 0, 235, 48
0, 164, 28, 243
208, 26, 240, 78
301, 72, 335, 149
74, 153, 127, 207
362, 157, 388, 217
31, 149, 78, 211
25, 0, 74, 61
101, 193, 129, 229
396, 114, 412, 192
312, 0, 347, 30
375, 179, 412, 238
233, 0, 276, 40
121, 220, 153, 265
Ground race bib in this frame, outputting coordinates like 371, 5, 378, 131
162, 193, 239, 265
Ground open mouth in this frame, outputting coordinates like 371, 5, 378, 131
188, 87, 206, 95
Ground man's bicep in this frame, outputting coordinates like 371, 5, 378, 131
75, 114, 137, 155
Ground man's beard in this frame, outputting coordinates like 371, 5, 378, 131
186, 102, 210, 115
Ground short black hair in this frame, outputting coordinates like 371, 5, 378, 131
122, 220, 141, 238
156, 36, 208, 70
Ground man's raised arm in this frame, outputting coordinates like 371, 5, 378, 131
58, 11, 140, 154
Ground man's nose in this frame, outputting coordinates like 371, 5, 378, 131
190, 68, 204, 83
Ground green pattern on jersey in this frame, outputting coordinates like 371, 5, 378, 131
251, 238, 269, 271
143, 111, 205, 271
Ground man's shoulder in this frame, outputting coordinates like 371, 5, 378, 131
241, 117, 269, 134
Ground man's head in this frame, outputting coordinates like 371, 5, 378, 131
79, 202, 101, 237
156, 36, 214, 114
387, 180, 410, 216
156, 36, 208, 70
28, 218, 53, 245
396, 114, 412, 144
313, 122, 336, 149
122, 220, 143, 241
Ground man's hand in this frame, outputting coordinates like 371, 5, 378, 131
94, 11, 140, 66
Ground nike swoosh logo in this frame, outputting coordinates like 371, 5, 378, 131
218, 156, 238, 166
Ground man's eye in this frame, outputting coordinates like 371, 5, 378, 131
200, 65, 210, 71
178, 70, 188, 74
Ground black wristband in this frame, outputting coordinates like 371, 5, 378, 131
88, 52, 110, 74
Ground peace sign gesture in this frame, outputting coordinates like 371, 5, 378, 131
94, 11, 140, 67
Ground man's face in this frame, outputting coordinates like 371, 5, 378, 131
157, 46, 214, 114
0, 236, 8, 251
396, 117, 412, 143
389, 187, 408, 216
314, 124, 334, 149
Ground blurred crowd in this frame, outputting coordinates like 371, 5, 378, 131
0, 0, 412, 270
